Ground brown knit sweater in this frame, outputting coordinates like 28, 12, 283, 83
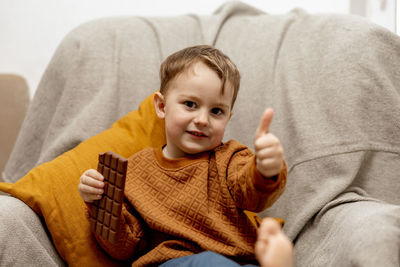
92, 140, 287, 266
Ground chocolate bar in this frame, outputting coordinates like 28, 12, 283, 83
89, 151, 127, 244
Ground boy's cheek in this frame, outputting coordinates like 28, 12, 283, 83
213, 125, 228, 143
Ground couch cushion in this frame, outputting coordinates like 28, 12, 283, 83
0, 93, 165, 266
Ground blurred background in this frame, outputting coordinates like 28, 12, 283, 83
0, 0, 398, 99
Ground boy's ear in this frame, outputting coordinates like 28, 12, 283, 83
153, 92, 166, 119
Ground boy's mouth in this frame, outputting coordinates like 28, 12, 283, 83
187, 131, 208, 137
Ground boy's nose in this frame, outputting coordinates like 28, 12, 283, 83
194, 110, 209, 126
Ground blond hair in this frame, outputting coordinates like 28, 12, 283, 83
159, 45, 240, 107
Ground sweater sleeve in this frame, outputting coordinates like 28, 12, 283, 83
85, 201, 147, 261
223, 143, 287, 213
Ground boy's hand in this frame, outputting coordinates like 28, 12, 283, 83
254, 108, 284, 178
78, 169, 105, 203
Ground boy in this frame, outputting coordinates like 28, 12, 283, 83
79, 45, 290, 266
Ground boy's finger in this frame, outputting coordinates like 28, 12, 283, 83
255, 108, 274, 140
79, 183, 104, 195
85, 169, 104, 181
255, 147, 280, 160
86, 194, 103, 202
82, 175, 104, 188
82, 194, 103, 203
254, 133, 280, 151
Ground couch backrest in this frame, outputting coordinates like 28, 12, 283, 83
0, 74, 29, 179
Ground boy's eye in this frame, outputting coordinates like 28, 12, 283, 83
184, 101, 196, 108
211, 108, 224, 115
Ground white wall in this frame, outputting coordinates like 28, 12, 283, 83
0, 0, 382, 98
396, 0, 399, 32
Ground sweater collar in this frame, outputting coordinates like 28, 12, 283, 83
153, 146, 211, 169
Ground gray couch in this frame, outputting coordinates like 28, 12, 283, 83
1, 2, 400, 266
0, 74, 30, 178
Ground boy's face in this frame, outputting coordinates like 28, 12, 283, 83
154, 61, 233, 158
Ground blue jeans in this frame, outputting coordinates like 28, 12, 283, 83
160, 251, 259, 267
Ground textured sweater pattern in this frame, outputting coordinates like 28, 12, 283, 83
93, 140, 287, 266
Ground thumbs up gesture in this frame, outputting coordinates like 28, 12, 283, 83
254, 108, 284, 178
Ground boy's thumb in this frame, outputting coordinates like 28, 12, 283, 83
255, 108, 274, 139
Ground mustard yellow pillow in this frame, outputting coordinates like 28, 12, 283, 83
0, 93, 165, 267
